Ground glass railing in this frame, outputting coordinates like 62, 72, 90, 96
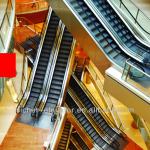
109, 0, 150, 41
16, 0, 49, 14
86, 61, 124, 130
0, 0, 15, 52
122, 59, 150, 99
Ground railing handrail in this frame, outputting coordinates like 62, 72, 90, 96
119, 0, 150, 35
140, 118, 150, 138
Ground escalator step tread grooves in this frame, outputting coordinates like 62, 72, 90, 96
44, 27, 73, 110
65, 93, 115, 150
25, 12, 60, 108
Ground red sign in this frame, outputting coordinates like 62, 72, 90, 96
0, 53, 16, 77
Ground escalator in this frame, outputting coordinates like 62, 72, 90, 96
50, 0, 149, 74
88, 0, 150, 64
69, 74, 127, 148
71, 130, 90, 150
37, 27, 75, 113
65, 92, 118, 150
57, 120, 72, 150
17, 11, 61, 111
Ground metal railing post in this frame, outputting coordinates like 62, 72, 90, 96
135, 8, 140, 24
120, 0, 122, 8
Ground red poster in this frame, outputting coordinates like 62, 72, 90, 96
0, 53, 16, 77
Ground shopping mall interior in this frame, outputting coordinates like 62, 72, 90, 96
0, 0, 150, 149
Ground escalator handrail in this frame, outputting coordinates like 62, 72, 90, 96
34, 21, 65, 112
107, 0, 150, 49
68, 88, 120, 148
71, 74, 126, 136
85, 0, 144, 62
16, 7, 53, 110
